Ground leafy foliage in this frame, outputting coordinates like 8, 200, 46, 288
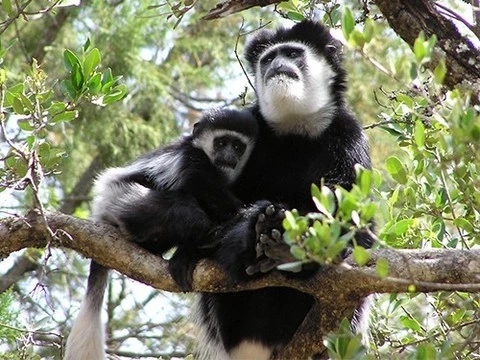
0, 0, 479, 359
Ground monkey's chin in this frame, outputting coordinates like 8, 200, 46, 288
264, 78, 304, 104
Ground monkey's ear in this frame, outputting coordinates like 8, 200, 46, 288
325, 38, 344, 64
192, 122, 201, 136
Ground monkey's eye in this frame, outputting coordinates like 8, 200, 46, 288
262, 56, 274, 64
214, 138, 226, 150
288, 51, 299, 58
232, 140, 246, 155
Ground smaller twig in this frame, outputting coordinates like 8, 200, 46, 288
434, 2, 476, 35
234, 18, 256, 95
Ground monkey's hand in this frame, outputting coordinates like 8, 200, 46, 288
246, 203, 296, 276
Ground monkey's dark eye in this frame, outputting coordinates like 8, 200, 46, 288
288, 51, 299, 58
232, 140, 246, 155
261, 56, 274, 64
214, 138, 226, 150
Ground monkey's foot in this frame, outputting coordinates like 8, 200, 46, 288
246, 203, 295, 275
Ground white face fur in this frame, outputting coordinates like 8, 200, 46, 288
192, 129, 255, 184
255, 42, 336, 137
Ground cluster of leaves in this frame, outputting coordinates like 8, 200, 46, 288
0, 289, 20, 347
324, 318, 366, 360
377, 37, 479, 249
370, 292, 480, 360
0, 40, 126, 196
281, 167, 382, 273
61, 40, 127, 106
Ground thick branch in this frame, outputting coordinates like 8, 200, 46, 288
203, 0, 285, 20
1, 211, 479, 358
1, 211, 479, 294
374, 0, 480, 92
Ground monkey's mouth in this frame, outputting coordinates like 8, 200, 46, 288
215, 159, 237, 170
266, 69, 299, 82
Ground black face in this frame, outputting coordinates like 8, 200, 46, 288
260, 44, 305, 83
213, 135, 247, 169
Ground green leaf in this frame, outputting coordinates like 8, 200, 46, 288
386, 156, 408, 184
83, 48, 101, 78
18, 93, 33, 111
12, 96, 24, 114
83, 38, 91, 52
413, 32, 427, 62
290, 245, 306, 260
287, 11, 304, 21
60, 79, 77, 100
414, 120, 425, 149
17, 119, 34, 131
453, 218, 474, 233
396, 93, 413, 108
101, 67, 113, 85
387, 218, 414, 236
87, 73, 102, 95
416, 344, 437, 360
64, 49, 81, 72
304, 236, 320, 254
2, 0, 14, 17
359, 168, 372, 196
283, 210, 297, 231
51, 110, 77, 123
48, 102, 66, 116
363, 18, 375, 43
434, 59, 447, 84
342, 7, 355, 40
350, 29, 366, 48
400, 316, 422, 333
353, 246, 370, 266
376, 258, 389, 278
71, 63, 84, 90
103, 84, 127, 104
4, 84, 24, 106
410, 61, 418, 79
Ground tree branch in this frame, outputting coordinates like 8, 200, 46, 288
203, 0, 285, 20
1, 211, 479, 358
374, 0, 480, 93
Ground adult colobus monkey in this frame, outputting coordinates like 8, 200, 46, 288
195, 21, 373, 359
65, 108, 258, 360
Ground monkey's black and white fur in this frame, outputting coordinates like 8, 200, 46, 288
66, 20, 373, 360
195, 21, 374, 359
65, 108, 258, 360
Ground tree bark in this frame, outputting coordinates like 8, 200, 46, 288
203, 0, 287, 20
374, 0, 480, 93
1, 211, 480, 357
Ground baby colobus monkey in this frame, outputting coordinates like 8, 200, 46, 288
65, 108, 258, 360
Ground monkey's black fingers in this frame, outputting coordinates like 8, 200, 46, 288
277, 209, 286, 220
271, 229, 282, 241
255, 242, 264, 258
260, 258, 279, 273
246, 263, 262, 276
259, 234, 270, 244
264, 243, 294, 263
255, 213, 266, 236
265, 204, 276, 216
